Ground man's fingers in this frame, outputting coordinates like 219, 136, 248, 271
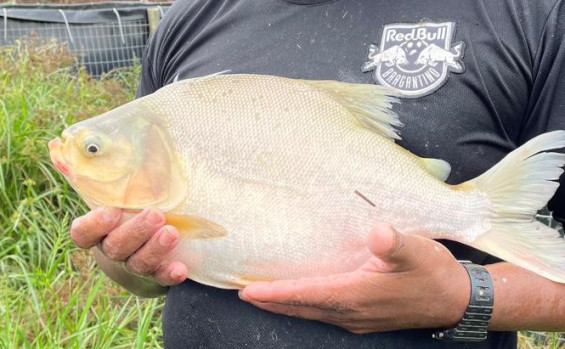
366, 223, 429, 272
70, 207, 122, 248
125, 225, 179, 275
74, 207, 188, 288
240, 274, 356, 312
153, 261, 189, 286
100, 208, 165, 261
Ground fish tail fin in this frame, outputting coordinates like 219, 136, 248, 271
465, 131, 565, 282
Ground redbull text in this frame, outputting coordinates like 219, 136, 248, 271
362, 22, 465, 98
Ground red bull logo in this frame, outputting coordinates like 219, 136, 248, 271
362, 22, 465, 98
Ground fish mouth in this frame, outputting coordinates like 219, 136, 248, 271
48, 132, 74, 179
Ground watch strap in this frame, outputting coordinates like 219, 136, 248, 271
432, 260, 494, 342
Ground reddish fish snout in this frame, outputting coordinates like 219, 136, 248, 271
48, 137, 72, 178
48, 137, 61, 151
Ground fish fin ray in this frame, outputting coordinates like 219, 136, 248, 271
465, 131, 565, 282
298, 80, 402, 140
165, 213, 227, 239
420, 158, 451, 181
229, 274, 274, 289
471, 221, 565, 283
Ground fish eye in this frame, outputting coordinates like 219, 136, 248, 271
86, 143, 100, 155
82, 135, 103, 156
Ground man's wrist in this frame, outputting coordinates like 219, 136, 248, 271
441, 259, 472, 327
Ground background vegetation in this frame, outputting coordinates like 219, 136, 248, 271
0, 40, 163, 348
0, 40, 563, 348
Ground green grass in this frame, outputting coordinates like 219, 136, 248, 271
0, 40, 563, 349
0, 40, 164, 348
519, 332, 565, 349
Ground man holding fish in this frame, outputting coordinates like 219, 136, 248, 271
62, 0, 565, 348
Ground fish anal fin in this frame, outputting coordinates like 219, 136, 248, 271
165, 213, 227, 239
420, 158, 451, 181
298, 79, 402, 140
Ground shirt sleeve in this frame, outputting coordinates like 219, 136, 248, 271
135, 0, 204, 98
519, 0, 565, 224
136, 3, 173, 98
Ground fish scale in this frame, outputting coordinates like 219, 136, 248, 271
140, 75, 489, 287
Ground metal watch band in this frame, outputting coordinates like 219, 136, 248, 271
432, 260, 494, 342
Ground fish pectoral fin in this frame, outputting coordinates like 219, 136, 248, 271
420, 158, 451, 181
164, 213, 227, 239
229, 274, 274, 289
297, 79, 402, 140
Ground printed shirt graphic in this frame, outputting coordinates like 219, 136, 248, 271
363, 22, 465, 98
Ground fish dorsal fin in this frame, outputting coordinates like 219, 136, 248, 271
299, 79, 402, 140
420, 158, 452, 181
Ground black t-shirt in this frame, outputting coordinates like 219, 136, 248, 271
137, 0, 565, 348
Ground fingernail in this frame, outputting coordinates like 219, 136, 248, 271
238, 290, 247, 301
145, 209, 164, 225
159, 227, 177, 246
102, 207, 119, 223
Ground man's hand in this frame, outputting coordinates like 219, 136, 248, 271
239, 223, 470, 334
70, 207, 188, 295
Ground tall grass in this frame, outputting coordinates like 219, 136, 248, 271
0, 40, 164, 348
519, 332, 565, 349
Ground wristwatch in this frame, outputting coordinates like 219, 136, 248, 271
432, 260, 494, 342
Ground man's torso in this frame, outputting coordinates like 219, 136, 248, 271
139, 0, 565, 347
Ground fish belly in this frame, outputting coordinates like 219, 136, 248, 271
166, 153, 489, 289
167, 168, 374, 288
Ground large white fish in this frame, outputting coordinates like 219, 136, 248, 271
48, 74, 565, 289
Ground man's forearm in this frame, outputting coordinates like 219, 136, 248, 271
487, 262, 565, 331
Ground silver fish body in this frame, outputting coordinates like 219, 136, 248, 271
50, 74, 565, 288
